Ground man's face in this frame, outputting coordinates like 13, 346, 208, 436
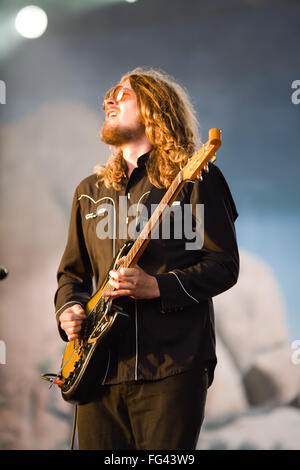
100, 78, 145, 146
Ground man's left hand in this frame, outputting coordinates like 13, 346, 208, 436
102, 257, 160, 300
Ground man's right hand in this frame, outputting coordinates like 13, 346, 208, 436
59, 304, 86, 341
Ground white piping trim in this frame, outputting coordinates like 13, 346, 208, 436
134, 190, 151, 235
136, 190, 150, 222
135, 300, 138, 381
55, 301, 85, 317
78, 194, 117, 257
169, 271, 199, 304
78, 194, 108, 204
136, 190, 150, 214
101, 350, 111, 385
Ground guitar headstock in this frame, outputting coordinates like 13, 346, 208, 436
182, 128, 222, 182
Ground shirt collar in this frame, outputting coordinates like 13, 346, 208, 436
136, 151, 150, 168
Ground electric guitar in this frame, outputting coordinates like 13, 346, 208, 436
42, 128, 222, 404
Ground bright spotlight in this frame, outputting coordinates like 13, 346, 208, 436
15, 5, 48, 39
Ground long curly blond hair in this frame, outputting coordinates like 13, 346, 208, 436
95, 67, 201, 190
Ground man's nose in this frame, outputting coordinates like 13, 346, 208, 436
105, 95, 117, 107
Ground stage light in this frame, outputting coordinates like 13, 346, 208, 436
15, 5, 48, 39
126, 0, 138, 3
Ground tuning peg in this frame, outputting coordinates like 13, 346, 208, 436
204, 164, 209, 173
197, 172, 203, 181
210, 155, 216, 163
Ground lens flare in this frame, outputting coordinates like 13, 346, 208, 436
15, 5, 48, 39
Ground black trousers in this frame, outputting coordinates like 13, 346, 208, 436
77, 367, 208, 450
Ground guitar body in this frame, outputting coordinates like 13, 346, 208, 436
58, 240, 133, 404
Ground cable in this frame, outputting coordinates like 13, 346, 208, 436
70, 404, 78, 450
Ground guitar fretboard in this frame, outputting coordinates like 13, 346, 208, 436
124, 170, 184, 268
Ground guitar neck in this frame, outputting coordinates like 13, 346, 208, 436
104, 128, 221, 282
124, 171, 185, 269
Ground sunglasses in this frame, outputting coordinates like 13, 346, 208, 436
102, 85, 132, 109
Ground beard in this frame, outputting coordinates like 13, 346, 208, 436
100, 120, 145, 146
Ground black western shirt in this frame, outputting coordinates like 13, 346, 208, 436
54, 153, 239, 387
